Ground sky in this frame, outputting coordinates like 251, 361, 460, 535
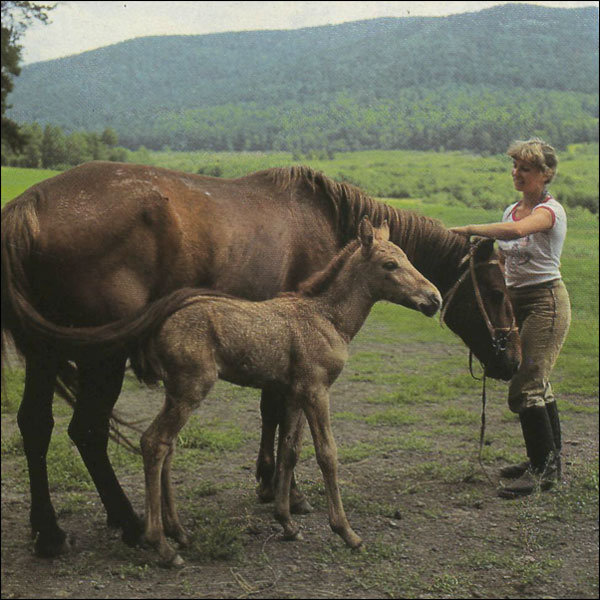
16, 0, 600, 64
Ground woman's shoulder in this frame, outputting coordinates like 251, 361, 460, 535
536, 194, 566, 216
534, 194, 567, 229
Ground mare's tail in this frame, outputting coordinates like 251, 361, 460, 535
2, 194, 205, 449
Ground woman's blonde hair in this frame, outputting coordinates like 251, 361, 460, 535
507, 138, 558, 183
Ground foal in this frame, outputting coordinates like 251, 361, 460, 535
134, 217, 441, 566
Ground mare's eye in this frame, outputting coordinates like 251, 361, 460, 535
383, 261, 398, 271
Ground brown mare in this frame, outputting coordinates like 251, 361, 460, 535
43, 218, 440, 565
1, 161, 520, 557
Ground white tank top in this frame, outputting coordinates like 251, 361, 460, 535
497, 193, 567, 289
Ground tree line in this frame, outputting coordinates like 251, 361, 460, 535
113, 86, 598, 156
1, 123, 128, 168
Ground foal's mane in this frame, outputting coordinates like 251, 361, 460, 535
267, 166, 468, 287
295, 239, 360, 297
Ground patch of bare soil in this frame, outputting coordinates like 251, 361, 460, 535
2, 338, 598, 599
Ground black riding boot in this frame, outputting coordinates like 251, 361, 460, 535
545, 401, 562, 479
499, 460, 530, 479
498, 405, 557, 499
499, 401, 563, 480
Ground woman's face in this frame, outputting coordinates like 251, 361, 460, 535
511, 159, 547, 196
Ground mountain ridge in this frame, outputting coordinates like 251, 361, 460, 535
7, 4, 599, 153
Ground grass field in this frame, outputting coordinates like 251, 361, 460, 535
1, 158, 598, 598
2, 158, 597, 396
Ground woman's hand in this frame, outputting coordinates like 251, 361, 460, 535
449, 225, 472, 236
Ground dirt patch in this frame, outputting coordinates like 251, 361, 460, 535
1, 330, 598, 599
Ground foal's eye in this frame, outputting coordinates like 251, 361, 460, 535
383, 261, 398, 271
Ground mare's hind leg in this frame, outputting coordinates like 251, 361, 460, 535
17, 349, 69, 557
257, 388, 312, 514
68, 354, 143, 547
256, 388, 280, 503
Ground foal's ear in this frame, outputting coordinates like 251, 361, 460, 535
374, 220, 390, 242
472, 237, 496, 262
359, 216, 374, 254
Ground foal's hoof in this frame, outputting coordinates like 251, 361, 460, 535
158, 553, 185, 569
34, 529, 73, 558
170, 553, 185, 569
290, 496, 313, 515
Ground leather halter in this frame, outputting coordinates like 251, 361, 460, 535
440, 244, 517, 358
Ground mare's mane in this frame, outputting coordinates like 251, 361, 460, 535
267, 166, 469, 285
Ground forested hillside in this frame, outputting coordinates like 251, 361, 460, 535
7, 4, 599, 153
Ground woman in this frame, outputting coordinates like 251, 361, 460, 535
450, 138, 571, 498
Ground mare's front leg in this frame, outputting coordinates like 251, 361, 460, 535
68, 354, 143, 547
17, 349, 69, 557
303, 387, 362, 549
273, 400, 306, 540
257, 388, 313, 514
256, 388, 279, 503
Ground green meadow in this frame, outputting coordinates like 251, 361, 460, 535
1, 152, 598, 597
1, 148, 598, 398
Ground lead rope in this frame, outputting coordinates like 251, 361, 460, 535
469, 351, 495, 486
444, 244, 513, 487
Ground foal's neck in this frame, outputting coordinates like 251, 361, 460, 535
312, 258, 375, 343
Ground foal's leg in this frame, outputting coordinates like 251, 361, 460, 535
17, 349, 69, 557
142, 368, 215, 567
160, 440, 190, 547
273, 402, 306, 540
257, 388, 312, 514
302, 388, 362, 549
68, 354, 143, 547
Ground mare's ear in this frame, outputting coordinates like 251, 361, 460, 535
472, 237, 496, 262
374, 220, 390, 242
359, 216, 374, 255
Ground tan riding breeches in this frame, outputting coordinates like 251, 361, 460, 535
507, 279, 571, 413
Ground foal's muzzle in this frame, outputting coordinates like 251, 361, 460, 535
418, 292, 442, 317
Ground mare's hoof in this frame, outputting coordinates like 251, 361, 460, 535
282, 530, 303, 542
34, 529, 73, 557
107, 512, 145, 547
256, 483, 275, 504
290, 497, 313, 515
121, 520, 145, 547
